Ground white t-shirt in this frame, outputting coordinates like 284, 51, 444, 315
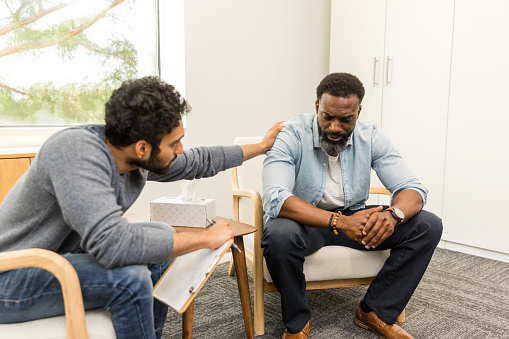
316, 155, 345, 211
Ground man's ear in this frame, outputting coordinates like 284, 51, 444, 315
134, 140, 151, 159
315, 99, 319, 114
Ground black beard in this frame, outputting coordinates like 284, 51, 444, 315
317, 124, 351, 156
128, 152, 173, 175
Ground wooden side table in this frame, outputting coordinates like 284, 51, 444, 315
124, 212, 255, 339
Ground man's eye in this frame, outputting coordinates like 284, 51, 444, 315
323, 114, 332, 120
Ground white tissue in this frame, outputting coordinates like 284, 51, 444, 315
175, 180, 199, 202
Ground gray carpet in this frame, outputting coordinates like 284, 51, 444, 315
162, 248, 509, 338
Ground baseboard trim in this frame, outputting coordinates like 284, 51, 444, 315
438, 240, 509, 263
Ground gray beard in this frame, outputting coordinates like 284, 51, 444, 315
319, 134, 348, 156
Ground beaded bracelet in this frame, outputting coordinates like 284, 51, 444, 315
328, 211, 342, 235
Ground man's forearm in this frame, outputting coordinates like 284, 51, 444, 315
278, 196, 333, 229
277, 196, 387, 244
240, 143, 269, 161
390, 189, 423, 222
169, 232, 211, 259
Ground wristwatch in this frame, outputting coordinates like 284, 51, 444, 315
386, 206, 405, 225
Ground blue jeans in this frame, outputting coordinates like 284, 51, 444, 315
261, 207, 443, 333
0, 251, 172, 339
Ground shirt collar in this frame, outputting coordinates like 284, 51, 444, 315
347, 131, 354, 146
312, 114, 321, 148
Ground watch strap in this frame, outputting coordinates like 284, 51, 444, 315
386, 206, 404, 225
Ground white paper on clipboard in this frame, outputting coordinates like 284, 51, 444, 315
153, 240, 231, 313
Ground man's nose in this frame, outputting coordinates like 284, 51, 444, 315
329, 120, 342, 133
175, 141, 184, 154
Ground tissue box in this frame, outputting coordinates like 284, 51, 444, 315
150, 197, 216, 228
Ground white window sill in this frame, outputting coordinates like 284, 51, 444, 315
0, 127, 65, 149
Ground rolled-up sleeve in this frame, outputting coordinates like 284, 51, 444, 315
371, 128, 428, 206
262, 129, 299, 219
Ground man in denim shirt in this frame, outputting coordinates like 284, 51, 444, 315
261, 73, 442, 339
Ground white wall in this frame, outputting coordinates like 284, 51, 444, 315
127, 0, 332, 216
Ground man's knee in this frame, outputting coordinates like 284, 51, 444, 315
82, 264, 154, 310
262, 218, 307, 256
413, 210, 443, 244
114, 264, 153, 293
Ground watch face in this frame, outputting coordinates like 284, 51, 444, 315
393, 207, 404, 219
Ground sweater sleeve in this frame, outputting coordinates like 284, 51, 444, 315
38, 129, 174, 268
147, 145, 244, 182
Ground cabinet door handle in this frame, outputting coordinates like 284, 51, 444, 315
373, 57, 380, 86
386, 56, 393, 85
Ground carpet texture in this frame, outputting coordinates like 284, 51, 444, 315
161, 248, 509, 338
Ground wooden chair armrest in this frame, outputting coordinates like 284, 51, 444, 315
232, 187, 261, 203
0, 249, 89, 339
231, 187, 264, 233
369, 186, 391, 196
231, 187, 265, 270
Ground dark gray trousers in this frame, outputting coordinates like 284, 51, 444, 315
261, 207, 443, 333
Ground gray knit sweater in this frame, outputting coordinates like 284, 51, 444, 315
0, 124, 244, 268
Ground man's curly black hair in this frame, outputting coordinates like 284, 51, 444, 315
316, 72, 365, 103
104, 76, 190, 156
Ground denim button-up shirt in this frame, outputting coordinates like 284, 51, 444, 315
262, 113, 427, 224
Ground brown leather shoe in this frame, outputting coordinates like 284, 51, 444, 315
282, 318, 311, 339
354, 303, 414, 339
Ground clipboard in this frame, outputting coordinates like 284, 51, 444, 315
153, 239, 233, 313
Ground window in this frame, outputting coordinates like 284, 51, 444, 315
0, 0, 158, 126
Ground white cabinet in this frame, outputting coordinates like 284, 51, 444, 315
330, 0, 455, 217
329, 0, 386, 127
442, 0, 509, 254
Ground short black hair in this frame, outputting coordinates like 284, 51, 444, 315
316, 72, 365, 103
104, 76, 190, 155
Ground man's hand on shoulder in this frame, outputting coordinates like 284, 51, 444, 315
259, 120, 285, 153
241, 121, 284, 161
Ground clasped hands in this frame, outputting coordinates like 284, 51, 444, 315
339, 206, 396, 249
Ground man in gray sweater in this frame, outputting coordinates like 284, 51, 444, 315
0, 76, 282, 339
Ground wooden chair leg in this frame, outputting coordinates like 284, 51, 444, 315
232, 237, 255, 339
397, 308, 406, 323
182, 300, 194, 339
253, 282, 265, 335
228, 256, 236, 276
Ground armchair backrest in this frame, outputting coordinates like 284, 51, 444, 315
234, 136, 264, 193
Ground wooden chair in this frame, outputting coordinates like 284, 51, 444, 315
229, 136, 404, 335
0, 248, 116, 339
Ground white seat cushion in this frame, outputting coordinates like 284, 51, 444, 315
243, 232, 389, 283
0, 309, 116, 339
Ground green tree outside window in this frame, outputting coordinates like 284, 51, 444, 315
0, 0, 157, 126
